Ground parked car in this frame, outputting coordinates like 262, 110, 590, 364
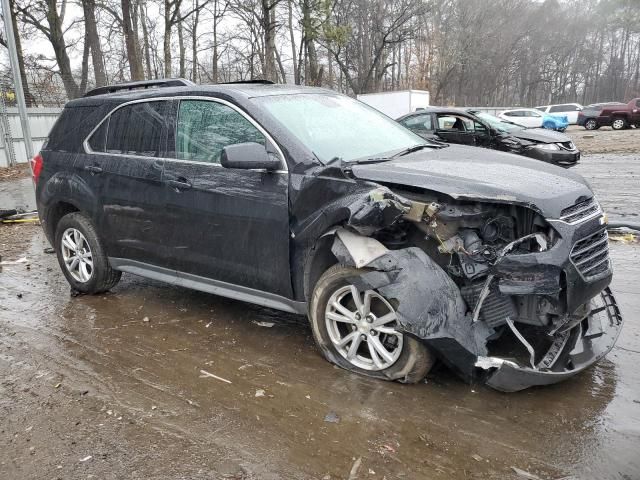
397, 107, 579, 167
535, 103, 583, 124
34, 79, 622, 392
577, 99, 640, 130
499, 108, 568, 131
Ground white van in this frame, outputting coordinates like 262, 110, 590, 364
535, 103, 583, 124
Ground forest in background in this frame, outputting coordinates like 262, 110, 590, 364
0, 0, 638, 107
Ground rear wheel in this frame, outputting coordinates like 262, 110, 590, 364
584, 119, 598, 130
309, 265, 434, 383
611, 117, 627, 130
55, 212, 121, 294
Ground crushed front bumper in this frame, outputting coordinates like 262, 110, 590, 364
479, 287, 623, 392
524, 148, 580, 167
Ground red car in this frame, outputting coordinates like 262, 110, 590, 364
578, 98, 640, 130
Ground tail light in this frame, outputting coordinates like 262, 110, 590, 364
31, 153, 43, 184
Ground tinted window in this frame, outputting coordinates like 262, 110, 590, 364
176, 100, 265, 163
401, 114, 433, 133
103, 101, 171, 156
636, 100, 640, 108
549, 104, 578, 113
88, 120, 108, 152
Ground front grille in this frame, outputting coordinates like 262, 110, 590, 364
560, 197, 601, 224
570, 229, 610, 278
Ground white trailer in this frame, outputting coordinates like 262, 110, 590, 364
357, 90, 430, 119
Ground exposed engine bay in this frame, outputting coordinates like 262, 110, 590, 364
332, 186, 623, 392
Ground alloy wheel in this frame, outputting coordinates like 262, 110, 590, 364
612, 119, 625, 130
60, 227, 94, 283
325, 285, 403, 371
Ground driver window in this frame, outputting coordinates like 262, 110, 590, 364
437, 115, 472, 131
473, 121, 488, 135
176, 100, 266, 163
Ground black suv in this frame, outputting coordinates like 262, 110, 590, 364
34, 79, 622, 392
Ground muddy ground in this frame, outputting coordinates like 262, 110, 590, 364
1, 151, 639, 479
566, 125, 640, 155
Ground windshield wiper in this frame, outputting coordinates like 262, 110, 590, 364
392, 143, 447, 157
345, 143, 446, 166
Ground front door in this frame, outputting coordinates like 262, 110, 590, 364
161, 98, 292, 297
434, 114, 477, 145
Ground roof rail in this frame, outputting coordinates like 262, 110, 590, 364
83, 78, 195, 97
219, 80, 275, 85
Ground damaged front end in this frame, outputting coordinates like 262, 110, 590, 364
331, 187, 623, 392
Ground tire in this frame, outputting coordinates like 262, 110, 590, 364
584, 119, 597, 130
611, 117, 627, 130
309, 264, 434, 383
54, 212, 121, 294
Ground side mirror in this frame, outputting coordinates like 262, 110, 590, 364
220, 142, 280, 170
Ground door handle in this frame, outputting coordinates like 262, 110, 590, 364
84, 165, 103, 174
166, 179, 192, 190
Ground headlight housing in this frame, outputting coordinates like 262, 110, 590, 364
534, 143, 560, 151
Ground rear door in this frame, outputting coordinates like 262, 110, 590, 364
161, 98, 291, 297
85, 99, 172, 268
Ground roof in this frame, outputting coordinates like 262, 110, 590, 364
66, 81, 334, 108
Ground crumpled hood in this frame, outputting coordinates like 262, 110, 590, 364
351, 145, 592, 218
509, 128, 572, 144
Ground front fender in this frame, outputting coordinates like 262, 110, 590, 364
331, 229, 492, 378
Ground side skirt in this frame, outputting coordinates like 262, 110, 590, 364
108, 257, 307, 315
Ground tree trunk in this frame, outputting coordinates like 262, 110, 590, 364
46, 0, 81, 99
81, 0, 106, 86
8, 0, 36, 105
191, 0, 199, 82
287, 0, 298, 84
178, 19, 185, 78
122, 0, 144, 80
140, 2, 153, 78
79, 27, 90, 93
164, 0, 172, 77
262, 0, 277, 81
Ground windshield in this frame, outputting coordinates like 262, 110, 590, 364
474, 112, 524, 133
253, 93, 425, 162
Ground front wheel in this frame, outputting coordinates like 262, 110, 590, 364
55, 212, 121, 294
309, 265, 434, 383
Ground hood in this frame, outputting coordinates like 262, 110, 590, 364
350, 145, 592, 218
509, 128, 571, 144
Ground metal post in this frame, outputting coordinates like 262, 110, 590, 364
1, 0, 34, 164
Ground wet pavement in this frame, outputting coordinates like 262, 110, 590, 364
1, 154, 639, 479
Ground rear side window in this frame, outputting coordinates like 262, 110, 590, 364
175, 100, 265, 163
88, 101, 171, 156
550, 104, 579, 112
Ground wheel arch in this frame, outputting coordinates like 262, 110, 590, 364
39, 172, 101, 245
